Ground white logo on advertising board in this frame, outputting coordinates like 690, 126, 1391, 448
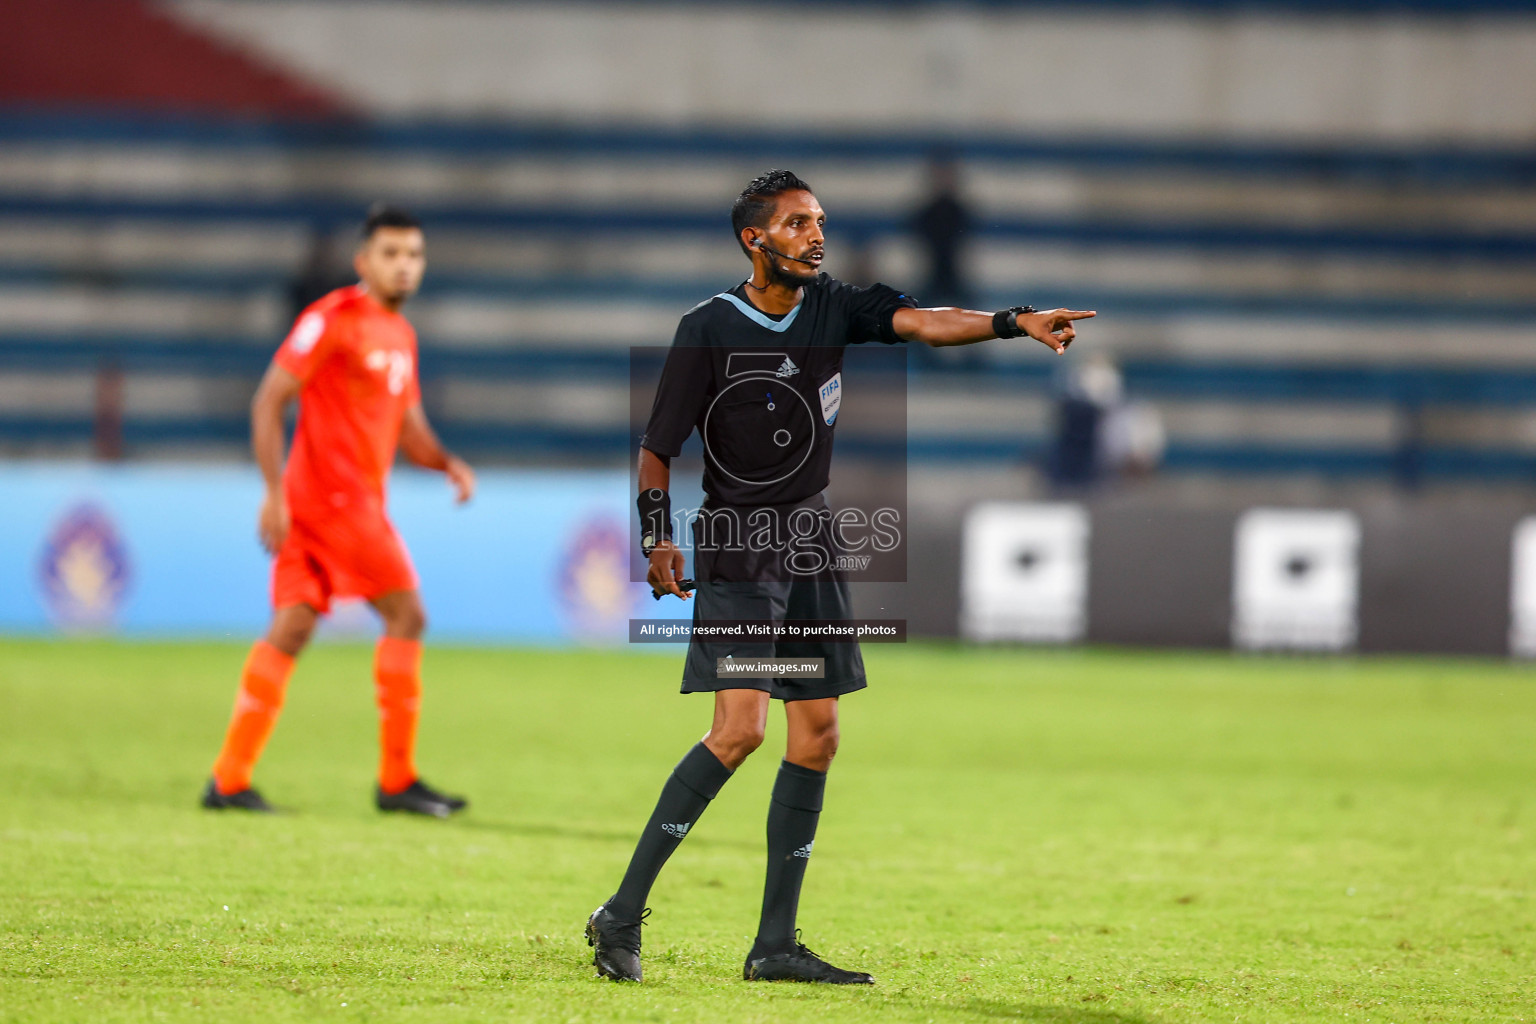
960, 502, 1089, 643
1507, 517, 1536, 657
1231, 509, 1360, 652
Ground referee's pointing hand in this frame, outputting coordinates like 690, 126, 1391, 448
1020, 308, 1096, 354
648, 540, 691, 600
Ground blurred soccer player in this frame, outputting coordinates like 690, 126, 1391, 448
586, 170, 1093, 984
201, 204, 476, 818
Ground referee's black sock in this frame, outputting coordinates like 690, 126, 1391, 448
751, 760, 827, 956
610, 742, 733, 920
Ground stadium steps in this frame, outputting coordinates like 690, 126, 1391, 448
3, 114, 1534, 289
5, 335, 1535, 477
1, 411, 1531, 480
2, 267, 1535, 327
3, 114, 1531, 185
11, 337, 1536, 404
4, 141, 1533, 234
3, 114, 1535, 476
4, 114, 1535, 367
6, 193, 1534, 261
5, 284, 1536, 376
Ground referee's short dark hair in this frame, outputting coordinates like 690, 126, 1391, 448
731, 169, 814, 254
361, 202, 421, 239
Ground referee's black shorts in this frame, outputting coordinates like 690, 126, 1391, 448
680, 496, 866, 702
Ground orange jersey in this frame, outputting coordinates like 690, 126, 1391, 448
274, 285, 420, 517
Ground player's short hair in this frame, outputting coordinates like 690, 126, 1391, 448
731, 169, 814, 254
361, 203, 422, 240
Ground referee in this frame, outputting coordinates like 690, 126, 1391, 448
587, 170, 1093, 985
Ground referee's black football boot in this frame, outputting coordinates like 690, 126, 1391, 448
375, 779, 467, 818
587, 900, 648, 982
200, 777, 275, 813
744, 934, 874, 985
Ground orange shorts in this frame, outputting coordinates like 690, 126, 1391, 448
271, 506, 418, 614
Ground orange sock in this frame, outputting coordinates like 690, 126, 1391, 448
212, 641, 296, 795
375, 637, 423, 795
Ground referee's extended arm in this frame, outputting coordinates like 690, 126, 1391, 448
892, 306, 1095, 354
639, 447, 691, 600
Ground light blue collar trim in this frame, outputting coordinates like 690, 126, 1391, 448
715, 290, 802, 333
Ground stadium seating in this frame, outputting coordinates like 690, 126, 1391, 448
2, 110, 1534, 481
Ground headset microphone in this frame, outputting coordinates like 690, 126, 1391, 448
755, 241, 819, 267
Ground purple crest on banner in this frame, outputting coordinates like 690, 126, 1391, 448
559, 516, 644, 638
38, 503, 131, 628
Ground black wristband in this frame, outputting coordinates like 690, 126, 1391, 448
992, 305, 1037, 340
637, 487, 672, 556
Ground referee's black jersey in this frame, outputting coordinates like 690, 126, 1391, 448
640, 274, 916, 507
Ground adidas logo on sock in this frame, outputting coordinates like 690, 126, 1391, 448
775, 356, 800, 378
661, 822, 691, 838
792, 841, 814, 858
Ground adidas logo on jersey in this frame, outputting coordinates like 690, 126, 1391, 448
792, 841, 814, 858
661, 822, 692, 838
775, 356, 800, 378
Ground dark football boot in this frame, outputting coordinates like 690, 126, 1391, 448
408, 778, 468, 813
587, 900, 648, 982
376, 779, 464, 818
200, 777, 275, 813
744, 936, 874, 985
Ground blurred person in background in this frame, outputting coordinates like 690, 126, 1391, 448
201, 204, 477, 819
910, 151, 975, 310
287, 226, 351, 326
1047, 354, 1163, 488
1102, 393, 1166, 480
838, 235, 879, 288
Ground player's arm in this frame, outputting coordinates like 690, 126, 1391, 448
639, 446, 689, 600
891, 306, 1095, 354
251, 363, 302, 554
400, 402, 475, 504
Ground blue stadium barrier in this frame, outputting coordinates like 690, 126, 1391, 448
907, 438, 1536, 480
5, 194, 1532, 260
1, 112, 1532, 186
5, 267, 1533, 325
0, 337, 636, 378
0, 267, 294, 291
0, 337, 275, 373
1114, 362, 1536, 405
7, 336, 1536, 406
4, 412, 1533, 482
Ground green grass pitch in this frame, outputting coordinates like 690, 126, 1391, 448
1, 639, 1533, 1023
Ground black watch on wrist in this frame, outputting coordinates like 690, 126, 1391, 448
638, 487, 671, 558
992, 305, 1037, 339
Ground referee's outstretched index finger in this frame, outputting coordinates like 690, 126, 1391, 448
1059, 309, 1097, 320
